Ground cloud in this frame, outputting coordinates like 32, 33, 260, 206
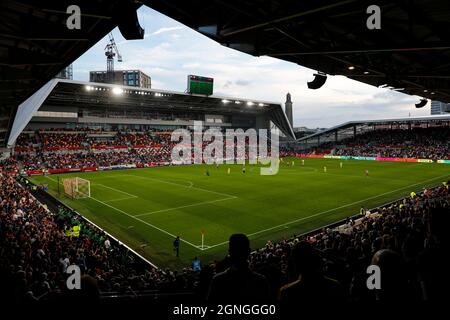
72, 6, 432, 128
148, 26, 184, 36
222, 81, 232, 88
235, 79, 250, 86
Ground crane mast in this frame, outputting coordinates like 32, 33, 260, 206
105, 33, 122, 83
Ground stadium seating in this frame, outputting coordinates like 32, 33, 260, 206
14, 129, 174, 172
0, 170, 198, 302
15, 127, 450, 173
1, 154, 449, 303
326, 127, 450, 160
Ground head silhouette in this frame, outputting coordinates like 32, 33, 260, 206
290, 241, 323, 277
371, 249, 407, 300
428, 205, 449, 244
228, 234, 251, 265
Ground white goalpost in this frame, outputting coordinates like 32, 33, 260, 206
63, 177, 91, 199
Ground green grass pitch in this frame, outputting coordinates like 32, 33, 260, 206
29, 158, 450, 269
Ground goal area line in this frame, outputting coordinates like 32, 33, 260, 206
43, 173, 450, 252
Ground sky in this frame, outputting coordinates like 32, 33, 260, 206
72, 6, 431, 128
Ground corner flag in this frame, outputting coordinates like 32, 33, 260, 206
201, 229, 205, 249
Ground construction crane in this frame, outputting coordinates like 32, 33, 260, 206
105, 32, 123, 83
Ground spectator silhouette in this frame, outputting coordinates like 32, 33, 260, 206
71, 274, 100, 304
371, 249, 409, 301
279, 241, 344, 310
207, 234, 269, 303
418, 204, 450, 301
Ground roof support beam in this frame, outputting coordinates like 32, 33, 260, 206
220, 0, 358, 37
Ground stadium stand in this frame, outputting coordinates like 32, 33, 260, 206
1, 150, 449, 303
2, 0, 450, 312
12, 124, 450, 174
0, 169, 199, 303
13, 129, 174, 172
294, 121, 450, 162
333, 127, 450, 160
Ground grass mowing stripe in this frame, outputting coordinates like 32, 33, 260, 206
125, 173, 237, 198
44, 175, 203, 250
290, 170, 409, 182
95, 183, 138, 198
33, 160, 449, 268
134, 196, 237, 217
204, 173, 450, 250
88, 196, 201, 250
104, 196, 139, 203
44, 176, 138, 199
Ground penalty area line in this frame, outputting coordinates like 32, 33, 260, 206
126, 174, 237, 198
95, 183, 139, 199
134, 196, 237, 217
44, 176, 139, 200
202, 173, 450, 251
104, 196, 138, 203
88, 196, 201, 250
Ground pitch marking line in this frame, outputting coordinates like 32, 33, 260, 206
202, 173, 450, 250
104, 196, 138, 203
44, 176, 139, 201
43, 175, 221, 250
289, 170, 405, 182
134, 196, 237, 217
196, 245, 211, 250
96, 174, 195, 188
125, 173, 237, 198
88, 196, 201, 250
95, 183, 138, 199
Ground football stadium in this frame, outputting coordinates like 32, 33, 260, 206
1, 0, 450, 314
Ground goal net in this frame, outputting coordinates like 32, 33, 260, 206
63, 177, 91, 199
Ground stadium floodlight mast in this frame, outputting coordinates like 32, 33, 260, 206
171, 121, 279, 175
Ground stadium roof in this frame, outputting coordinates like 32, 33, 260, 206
0, 0, 141, 147
297, 114, 450, 142
3, 1, 450, 147
7, 79, 295, 146
143, 0, 450, 102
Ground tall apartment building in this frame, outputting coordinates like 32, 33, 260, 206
89, 70, 151, 88
430, 100, 450, 115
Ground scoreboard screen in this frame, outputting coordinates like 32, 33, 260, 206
187, 75, 213, 95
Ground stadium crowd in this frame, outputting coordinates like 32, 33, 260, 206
2, 154, 448, 303
16, 149, 172, 171
332, 127, 450, 160
246, 183, 449, 303
15, 129, 174, 151
2, 125, 449, 304
13, 126, 450, 173
0, 171, 198, 303
13, 129, 175, 171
